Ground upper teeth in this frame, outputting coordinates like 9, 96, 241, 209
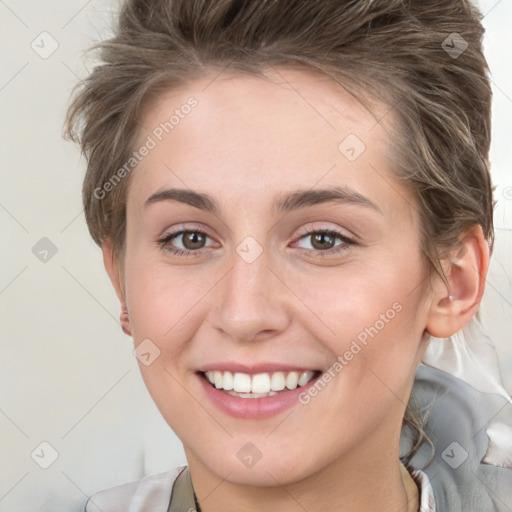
204, 370, 316, 393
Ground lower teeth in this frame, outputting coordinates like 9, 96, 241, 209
225, 390, 279, 398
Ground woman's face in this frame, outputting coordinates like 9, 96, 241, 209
118, 68, 434, 485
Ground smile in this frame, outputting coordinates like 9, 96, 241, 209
202, 370, 321, 398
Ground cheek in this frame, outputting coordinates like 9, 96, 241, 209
125, 237, 427, 361
296, 254, 426, 392
124, 251, 212, 340
296, 257, 423, 343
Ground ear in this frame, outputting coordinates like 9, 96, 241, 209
426, 225, 490, 338
102, 238, 132, 337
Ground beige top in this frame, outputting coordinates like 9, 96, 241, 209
84, 464, 436, 511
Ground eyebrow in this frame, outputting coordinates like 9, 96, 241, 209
144, 186, 382, 215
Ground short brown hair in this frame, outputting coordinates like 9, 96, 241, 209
65, 0, 494, 274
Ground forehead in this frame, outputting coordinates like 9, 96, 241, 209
138, 67, 390, 143
129, 68, 402, 211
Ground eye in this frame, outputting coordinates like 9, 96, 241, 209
292, 228, 355, 257
156, 226, 356, 258
157, 229, 217, 256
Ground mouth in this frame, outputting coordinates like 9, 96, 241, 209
200, 369, 322, 399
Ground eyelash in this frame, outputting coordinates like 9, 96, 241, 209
292, 228, 355, 257
156, 228, 355, 258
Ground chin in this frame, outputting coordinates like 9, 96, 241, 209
219, 464, 304, 487
194, 446, 317, 487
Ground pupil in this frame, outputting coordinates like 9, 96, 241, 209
312, 233, 334, 250
184, 232, 205, 249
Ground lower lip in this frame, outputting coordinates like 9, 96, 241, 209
197, 372, 321, 419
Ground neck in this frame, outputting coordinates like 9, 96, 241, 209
186, 434, 419, 512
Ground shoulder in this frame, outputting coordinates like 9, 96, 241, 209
408, 363, 512, 509
84, 466, 186, 512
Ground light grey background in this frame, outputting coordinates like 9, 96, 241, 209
1, 1, 511, 511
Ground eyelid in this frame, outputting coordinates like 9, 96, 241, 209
290, 227, 356, 256
160, 222, 219, 245
159, 227, 217, 246
293, 223, 355, 240
158, 222, 213, 237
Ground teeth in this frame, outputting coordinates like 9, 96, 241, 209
270, 371, 286, 391
285, 371, 299, 389
204, 370, 317, 394
233, 372, 252, 393
298, 371, 314, 386
226, 390, 278, 398
214, 371, 223, 389
222, 371, 234, 390
251, 373, 271, 393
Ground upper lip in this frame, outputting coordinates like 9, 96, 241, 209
197, 362, 321, 374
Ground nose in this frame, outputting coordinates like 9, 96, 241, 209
211, 246, 291, 343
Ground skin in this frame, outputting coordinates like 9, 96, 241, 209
103, 68, 489, 512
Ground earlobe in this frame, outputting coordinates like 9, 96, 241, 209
120, 302, 132, 336
426, 225, 490, 338
101, 239, 132, 337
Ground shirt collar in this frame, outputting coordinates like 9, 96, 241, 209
167, 466, 198, 511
